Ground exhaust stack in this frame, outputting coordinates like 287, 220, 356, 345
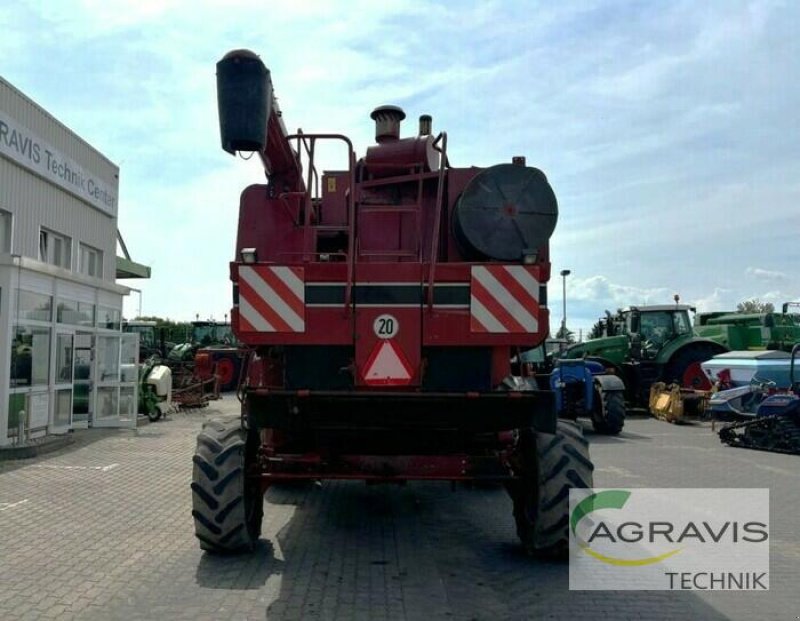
418, 114, 432, 136
370, 105, 406, 143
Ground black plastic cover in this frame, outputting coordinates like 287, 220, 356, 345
453, 164, 558, 261
216, 49, 272, 154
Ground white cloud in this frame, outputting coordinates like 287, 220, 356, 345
693, 288, 738, 313
569, 275, 671, 307
745, 267, 787, 282
4, 0, 800, 327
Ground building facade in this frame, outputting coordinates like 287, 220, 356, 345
0, 76, 145, 445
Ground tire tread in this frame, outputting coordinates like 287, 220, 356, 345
191, 418, 263, 554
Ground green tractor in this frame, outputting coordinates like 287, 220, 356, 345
561, 305, 727, 407
122, 320, 172, 362
168, 321, 246, 393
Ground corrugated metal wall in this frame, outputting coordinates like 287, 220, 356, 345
0, 77, 118, 281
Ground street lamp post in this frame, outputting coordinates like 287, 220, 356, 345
127, 287, 143, 319
560, 269, 571, 337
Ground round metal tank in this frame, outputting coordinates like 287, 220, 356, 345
364, 136, 440, 178
452, 164, 558, 261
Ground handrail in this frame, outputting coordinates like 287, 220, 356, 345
416, 166, 424, 260
345, 150, 356, 315
291, 130, 320, 202
303, 137, 316, 261
286, 133, 356, 316
427, 131, 447, 309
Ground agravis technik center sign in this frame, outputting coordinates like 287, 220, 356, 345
0, 112, 117, 216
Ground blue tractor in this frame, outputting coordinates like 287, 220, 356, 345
550, 358, 626, 435
518, 344, 626, 435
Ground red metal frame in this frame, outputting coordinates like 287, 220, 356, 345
254, 454, 515, 482
230, 101, 554, 482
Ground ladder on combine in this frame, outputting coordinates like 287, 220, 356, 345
287, 131, 448, 312
355, 133, 447, 268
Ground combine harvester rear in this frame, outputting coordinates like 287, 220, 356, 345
190, 50, 594, 557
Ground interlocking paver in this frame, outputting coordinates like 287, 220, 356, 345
1, 400, 797, 619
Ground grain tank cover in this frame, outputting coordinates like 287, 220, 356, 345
453, 164, 558, 261
216, 49, 272, 154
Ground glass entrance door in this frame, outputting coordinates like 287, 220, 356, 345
52, 332, 74, 431
93, 333, 138, 428
118, 333, 139, 427
72, 332, 94, 427
94, 334, 120, 426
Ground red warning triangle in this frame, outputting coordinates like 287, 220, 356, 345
363, 340, 413, 386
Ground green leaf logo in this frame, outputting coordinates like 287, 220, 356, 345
571, 490, 682, 566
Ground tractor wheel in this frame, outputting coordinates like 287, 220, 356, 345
590, 389, 625, 435
664, 344, 724, 390
191, 419, 263, 553
509, 420, 594, 558
146, 407, 162, 422
142, 386, 161, 422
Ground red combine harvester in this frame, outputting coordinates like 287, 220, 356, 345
191, 50, 594, 557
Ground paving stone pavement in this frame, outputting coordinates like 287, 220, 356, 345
0, 397, 797, 620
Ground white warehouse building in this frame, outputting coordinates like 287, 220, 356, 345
0, 76, 150, 445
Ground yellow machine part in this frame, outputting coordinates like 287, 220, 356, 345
649, 382, 710, 423
649, 382, 684, 423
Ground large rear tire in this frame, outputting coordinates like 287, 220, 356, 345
191, 419, 263, 553
510, 420, 594, 557
591, 389, 625, 435
664, 343, 725, 390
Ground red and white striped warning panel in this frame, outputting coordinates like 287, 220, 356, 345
470, 265, 541, 333
238, 265, 305, 332
363, 340, 413, 386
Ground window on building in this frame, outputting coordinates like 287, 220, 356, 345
79, 243, 103, 278
0, 209, 12, 253
57, 299, 78, 324
97, 305, 121, 331
8, 394, 26, 436
96, 387, 119, 419
17, 290, 52, 322
97, 336, 120, 384
55, 333, 74, 383
53, 390, 72, 428
10, 325, 51, 387
39, 228, 72, 269
78, 302, 95, 326
56, 300, 94, 326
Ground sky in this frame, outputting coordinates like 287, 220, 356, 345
2, 0, 799, 336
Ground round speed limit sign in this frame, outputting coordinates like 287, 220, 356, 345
373, 314, 399, 339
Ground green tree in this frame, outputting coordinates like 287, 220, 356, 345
588, 319, 605, 339
736, 299, 774, 313
555, 325, 576, 343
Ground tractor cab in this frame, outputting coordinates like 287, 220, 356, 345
122, 320, 160, 361
621, 305, 694, 360
191, 321, 237, 347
